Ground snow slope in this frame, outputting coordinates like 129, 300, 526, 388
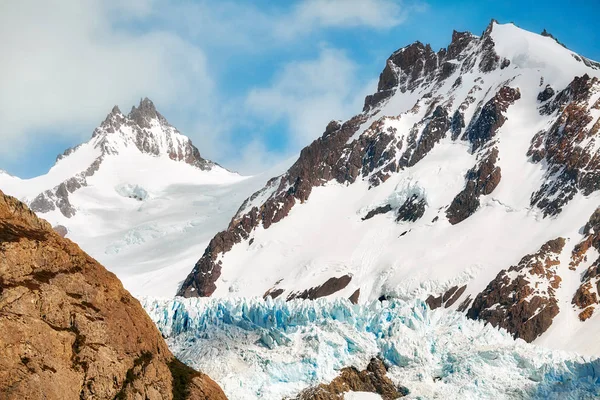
143, 297, 600, 400
178, 21, 600, 355
0, 99, 284, 296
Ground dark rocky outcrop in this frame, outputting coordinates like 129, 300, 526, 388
541, 29, 567, 48
263, 287, 285, 300
530, 75, 600, 216
362, 204, 393, 220
445, 84, 520, 224
287, 275, 353, 301
463, 86, 521, 151
363, 27, 480, 112
450, 110, 466, 139
294, 358, 407, 400
537, 85, 555, 102
569, 207, 600, 320
349, 289, 361, 304
408, 106, 451, 166
426, 285, 467, 310
396, 194, 427, 223
478, 20, 501, 73
467, 238, 565, 342
0, 190, 226, 399
446, 147, 502, 224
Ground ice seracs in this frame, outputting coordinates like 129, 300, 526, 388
143, 296, 600, 400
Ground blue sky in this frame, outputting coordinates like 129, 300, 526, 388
1, 0, 598, 178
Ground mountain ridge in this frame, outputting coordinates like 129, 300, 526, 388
1, 98, 223, 218
177, 20, 600, 355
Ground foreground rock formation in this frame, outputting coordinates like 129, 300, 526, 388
294, 358, 408, 400
0, 190, 226, 399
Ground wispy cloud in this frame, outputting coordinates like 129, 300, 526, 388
0, 0, 212, 159
0, 0, 422, 175
246, 47, 376, 148
164, 0, 418, 50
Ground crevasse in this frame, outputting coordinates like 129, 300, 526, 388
142, 297, 600, 400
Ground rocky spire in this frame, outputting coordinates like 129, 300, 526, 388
482, 18, 499, 37
110, 105, 121, 115
128, 97, 164, 129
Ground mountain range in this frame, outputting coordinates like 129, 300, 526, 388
2, 19, 600, 399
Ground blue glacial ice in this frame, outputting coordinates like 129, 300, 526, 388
142, 297, 600, 400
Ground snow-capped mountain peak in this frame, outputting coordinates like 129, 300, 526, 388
83, 97, 214, 171
1, 98, 230, 218
177, 21, 600, 356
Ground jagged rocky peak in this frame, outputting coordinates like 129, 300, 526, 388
364, 19, 504, 112
128, 97, 165, 129
87, 97, 215, 170
30, 97, 218, 218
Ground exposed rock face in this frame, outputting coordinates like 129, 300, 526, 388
0, 191, 226, 399
30, 159, 101, 218
467, 238, 565, 342
178, 21, 600, 302
294, 358, 408, 400
529, 74, 600, 216
447, 147, 502, 224
446, 86, 520, 224
52, 224, 68, 238
30, 98, 215, 218
362, 204, 393, 220
396, 194, 427, 222
541, 29, 567, 48
363, 28, 478, 112
570, 207, 600, 320
287, 275, 353, 301
537, 85, 555, 102
348, 289, 361, 304
463, 86, 521, 151
426, 285, 467, 310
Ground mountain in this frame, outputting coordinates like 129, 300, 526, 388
178, 21, 600, 355
0, 99, 279, 297
1, 97, 220, 218
0, 190, 226, 399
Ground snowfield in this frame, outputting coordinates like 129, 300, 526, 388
143, 297, 600, 400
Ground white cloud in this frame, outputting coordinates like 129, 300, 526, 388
246, 48, 376, 148
0, 0, 419, 175
161, 0, 417, 50
277, 0, 408, 38
0, 0, 212, 159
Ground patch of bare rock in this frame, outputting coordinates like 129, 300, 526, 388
0, 190, 226, 400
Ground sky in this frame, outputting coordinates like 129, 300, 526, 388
1, 0, 599, 178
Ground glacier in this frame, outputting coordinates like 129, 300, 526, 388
142, 297, 600, 399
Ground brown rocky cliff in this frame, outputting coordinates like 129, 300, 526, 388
0, 191, 226, 400
467, 238, 565, 342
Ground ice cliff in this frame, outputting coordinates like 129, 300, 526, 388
142, 297, 600, 399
